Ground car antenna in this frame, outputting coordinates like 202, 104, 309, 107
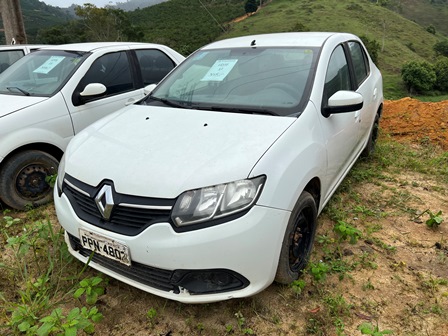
251, 40, 256, 47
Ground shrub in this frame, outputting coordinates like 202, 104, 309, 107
401, 61, 436, 94
360, 35, 380, 65
434, 57, 448, 92
433, 40, 448, 57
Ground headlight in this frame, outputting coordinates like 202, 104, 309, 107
56, 154, 66, 194
171, 176, 266, 227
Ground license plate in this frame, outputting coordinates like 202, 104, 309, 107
79, 229, 131, 266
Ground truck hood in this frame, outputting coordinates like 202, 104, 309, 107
0, 94, 47, 118
66, 105, 295, 199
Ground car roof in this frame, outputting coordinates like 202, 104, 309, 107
0, 44, 50, 50
202, 32, 357, 50
43, 42, 168, 53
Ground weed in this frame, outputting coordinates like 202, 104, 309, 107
2, 215, 21, 228
196, 322, 205, 332
225, 324, 234, 334
37, 306, 103, 335
290, 279, 306, 296
358, 252, 378, 270
309, 261, 330, 282
363, 280, 375, 291
74, 276, 106, 305
358, 322, 393, 335
146, 307, 158, 327
333, 220, 362, 244
235, 311, 254, 335
424, 210, 443, 229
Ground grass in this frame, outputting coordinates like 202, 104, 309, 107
1, 134, 447, 335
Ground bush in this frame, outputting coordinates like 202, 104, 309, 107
401, 61, 436, 94
360, 35, 380, 65
433, 40, 448, 57
434, 57, 448, 92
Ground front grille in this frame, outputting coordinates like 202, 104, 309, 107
68, 233, 179, 293
63, 174, 176, 236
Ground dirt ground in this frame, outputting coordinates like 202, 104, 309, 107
381, 98, 448, 149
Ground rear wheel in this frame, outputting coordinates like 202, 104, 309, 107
275, 191, 318, 284
0, 150, 58, 210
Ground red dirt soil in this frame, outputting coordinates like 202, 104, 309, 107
382, 98, 448, 149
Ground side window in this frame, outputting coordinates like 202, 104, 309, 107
79, 51, 133, 96
348, 41, 369, 87
323, 45, 351, 102
0, 50, 25, 73
135, 49, 175, 85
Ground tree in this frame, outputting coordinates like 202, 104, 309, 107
0, 0, 27, 44
401, 61, 436, 94
245, 0, 257, 14
433, 40, 448, 57
360, 35, 380, 65
75, 4, 130, 42
434, 57, 448, 92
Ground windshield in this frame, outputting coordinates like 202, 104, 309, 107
0, 50, 87, 97
147, 47, 318, 116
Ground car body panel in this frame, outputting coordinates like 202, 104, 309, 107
64, 105, 296, 198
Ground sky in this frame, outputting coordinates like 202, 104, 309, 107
41, 0, 118, 7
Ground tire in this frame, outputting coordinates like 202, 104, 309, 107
361, 113, 380, 158
275, 191, 318, 284
0, 150, 58, 210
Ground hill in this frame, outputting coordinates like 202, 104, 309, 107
218, 0, 446, 99
388, 0, 448, 37
127, 0, 246, 55
0, 0, 73, 44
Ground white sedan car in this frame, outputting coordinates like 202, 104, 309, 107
0, 42, 184, 209
55, 32, 383, 303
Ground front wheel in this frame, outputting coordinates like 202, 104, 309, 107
275, 191, 318, 284
361, 113, 380, 158
0, 150, 58, 210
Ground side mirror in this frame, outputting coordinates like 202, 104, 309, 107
322, 91, 363, 118
80, 83, 107, 97
144, 83, 157, 95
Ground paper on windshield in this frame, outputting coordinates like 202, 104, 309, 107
201, 59, 238, 82
33, 56, 65, 74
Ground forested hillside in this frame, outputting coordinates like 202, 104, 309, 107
127, 0, 246, 55
0, 0, 72, 44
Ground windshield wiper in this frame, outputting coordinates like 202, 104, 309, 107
149, 95, 189, 109
7, 86, 30, 96
200, 106, 278, 116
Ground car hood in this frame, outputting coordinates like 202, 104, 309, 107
66, 105, 296, 199
0, 94, 47, 118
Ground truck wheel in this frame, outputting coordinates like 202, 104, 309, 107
0, 150, 58, 210
275, 191, 317, 284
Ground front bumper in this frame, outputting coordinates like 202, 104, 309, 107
55, 188, 290, 303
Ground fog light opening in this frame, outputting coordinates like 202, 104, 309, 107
171, 269, 249, 295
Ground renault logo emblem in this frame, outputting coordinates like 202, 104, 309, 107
95, 185, 114, 220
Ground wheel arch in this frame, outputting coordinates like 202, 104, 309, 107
1, 143, 64, 168
302, 177, 321, 212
